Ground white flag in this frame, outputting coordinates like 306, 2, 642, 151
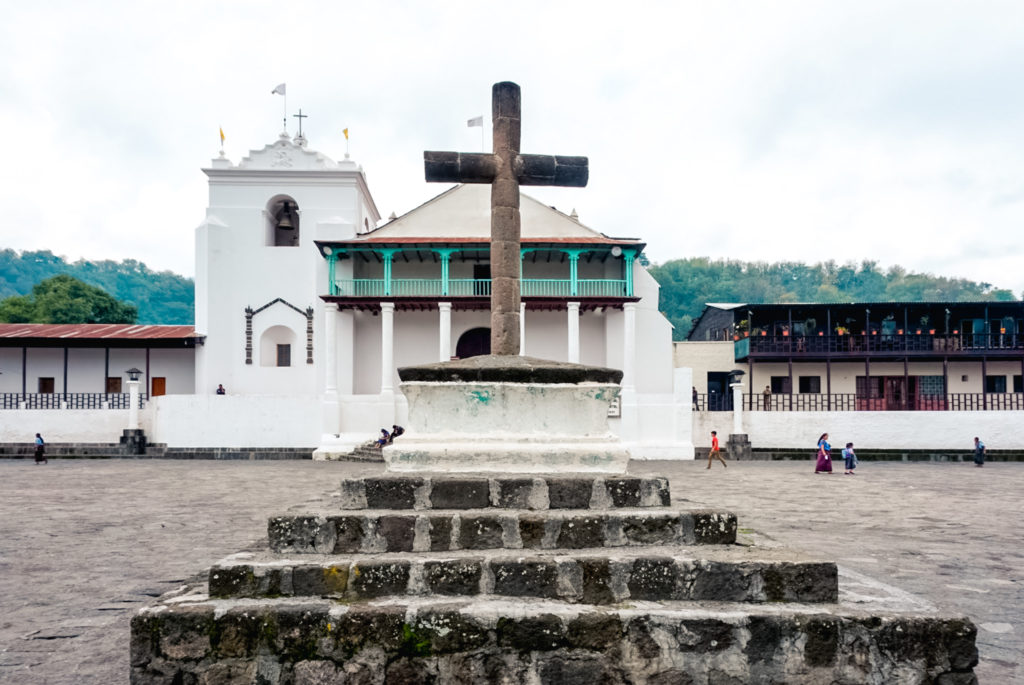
271, 83, 287, 95
467, 115, 483, 127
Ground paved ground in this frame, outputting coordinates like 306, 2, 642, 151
0, 458, 1019, 684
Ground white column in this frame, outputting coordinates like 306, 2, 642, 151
324, 303, 338, 397
732, 382, 744, 434
567, 301, 581, 363
127, 379, 140, 430
438, 302, 452, 362
380, 302, 395, 393
519, 302, 527, 356
622, 302, 637, 390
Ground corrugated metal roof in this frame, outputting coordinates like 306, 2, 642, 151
0, 324, 199, 340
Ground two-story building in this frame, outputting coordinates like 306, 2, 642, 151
678, 302, 1024, 448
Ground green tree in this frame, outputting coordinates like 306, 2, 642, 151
0, 275, 137, 324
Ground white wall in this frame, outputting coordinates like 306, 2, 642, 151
147, 394, 321, 448
693, 410, 1024, 450
0, 410, 128, 443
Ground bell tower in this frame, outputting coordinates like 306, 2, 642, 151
194, 131, 380, 397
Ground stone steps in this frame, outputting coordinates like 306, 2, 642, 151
130, 595, 978, 684
338, 474, 671, 510
268, 508, 736, 554
208, 548, 837, 604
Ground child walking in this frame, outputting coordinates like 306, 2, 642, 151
706, 430, 727, 469
843, 442, 857, 475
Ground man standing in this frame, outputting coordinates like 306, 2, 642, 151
762, 385, 772, 411
973, 436, 986, 467
707, 430, 727, 469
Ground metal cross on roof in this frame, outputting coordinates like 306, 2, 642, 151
292, 109, 308, 137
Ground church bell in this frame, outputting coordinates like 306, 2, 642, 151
276, 202, 294, 230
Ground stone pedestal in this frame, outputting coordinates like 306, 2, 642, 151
119, 428, 147, 456
384, 355, 629, 473
726, 433, 752, 460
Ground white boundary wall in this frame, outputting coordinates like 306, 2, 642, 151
693, 410, 1023, 450
146, 395, 321, 448
0, 410, 128, 443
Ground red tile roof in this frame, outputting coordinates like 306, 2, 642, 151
0, 324, 199, 341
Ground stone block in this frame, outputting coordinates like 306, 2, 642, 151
548, 479, 593, 509
330, 606, 407, 655
209, 608, 264, 658
621, 514, 682, 545
413, 611, 490, 654
496, 614, 567, 652
493, 478, 538, 508
627, 558, 679, 601
337, 479, 367, 509
424, 559, 483, 596
364, 477, 423, 509
349, 561, 410, 598
686, 511, 737, 545
208, 565, 256, 598
427, 515, 454, 551
519, 516, 547, 549
492, 559, 560, 598
567, 613, 623, 650
378, 515, 416, 552
269, 516, 335, 553
641, 477, 673, 506
291, 564, 348, 597
430, 478, 489, 509
458, 515, 504, 550
538, 655, 612, 685
329, 516, 365, 553
604, 478, 642, 507
579, 559, 616, 605
762, 562, 838, 603
555, 515, 606, 549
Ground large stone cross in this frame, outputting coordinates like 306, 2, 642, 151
424, 82, 588, 356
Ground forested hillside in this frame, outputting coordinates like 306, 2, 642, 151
650, 258, 1018, 340
0, 249, 193, 324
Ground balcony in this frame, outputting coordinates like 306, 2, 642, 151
331, 278, 629, 298
693, 392, 1024, 412
735, 332, 1024, 360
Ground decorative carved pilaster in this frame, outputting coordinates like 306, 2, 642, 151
244, 306, 254, 364
305, 306, 315, 364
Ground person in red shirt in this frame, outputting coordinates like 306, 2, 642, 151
707, 430, 727, 469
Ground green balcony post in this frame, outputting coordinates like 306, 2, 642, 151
562, 248, 586, 296
325, 248, 339, 296
378, 248, 399, 296
520, 247, 539, 294
621, 248, 637, 297
433, 248, 456, 296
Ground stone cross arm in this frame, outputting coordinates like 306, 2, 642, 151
424, 151, 588, 187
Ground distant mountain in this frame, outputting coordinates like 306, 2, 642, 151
0, 249, 193, 325
650, 257, 1018, 341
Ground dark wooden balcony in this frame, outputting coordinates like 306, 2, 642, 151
735, 332, 1024, 361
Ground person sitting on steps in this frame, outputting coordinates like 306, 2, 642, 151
374, 428, 390, 448
388, 425, 405, 444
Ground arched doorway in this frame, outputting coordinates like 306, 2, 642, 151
455, 327, 490, 359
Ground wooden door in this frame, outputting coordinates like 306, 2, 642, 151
151, 377, 166, 396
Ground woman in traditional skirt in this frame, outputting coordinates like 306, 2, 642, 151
814, 433, 832, 473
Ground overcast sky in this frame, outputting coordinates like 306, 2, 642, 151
3, 1, 1023, 296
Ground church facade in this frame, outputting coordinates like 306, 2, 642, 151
0, 132, 694, 458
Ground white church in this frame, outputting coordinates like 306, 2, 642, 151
0, 130, 695, 459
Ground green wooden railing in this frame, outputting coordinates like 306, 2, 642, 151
332, 278, 628, 298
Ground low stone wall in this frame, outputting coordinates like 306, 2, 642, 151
695, 447, 1024, 462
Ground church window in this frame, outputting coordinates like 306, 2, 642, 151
266, 196, 300, 247
798, 376, 821, 394
259, 325, 297, 367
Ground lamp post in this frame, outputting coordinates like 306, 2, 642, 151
126, 367, 142, 430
